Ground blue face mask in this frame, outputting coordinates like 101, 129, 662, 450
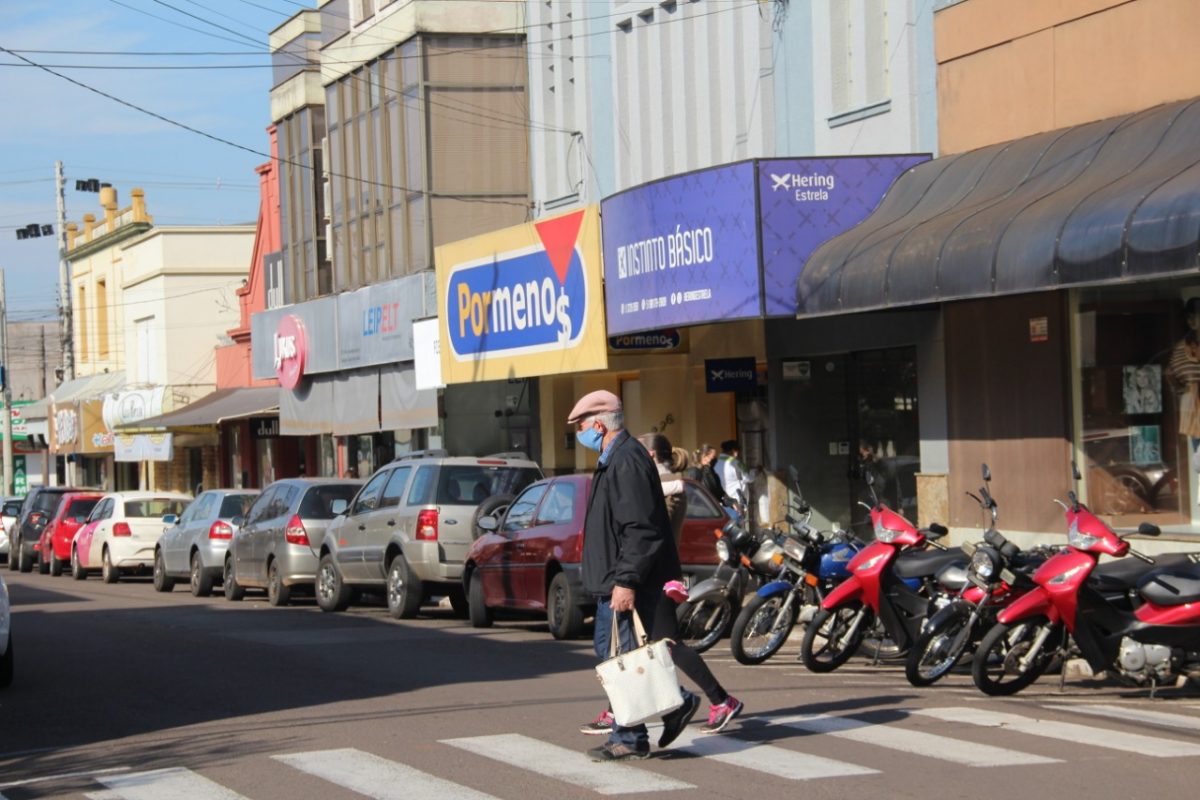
576, 426, 604, 453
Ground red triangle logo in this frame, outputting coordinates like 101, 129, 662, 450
535, 209, 585, 286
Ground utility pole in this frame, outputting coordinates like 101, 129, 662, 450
56, 160, 74, 382
0, 272, 13, 496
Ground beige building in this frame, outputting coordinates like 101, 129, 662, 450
56, 187, 253, 491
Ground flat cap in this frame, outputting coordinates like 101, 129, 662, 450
567, 389, 622, 424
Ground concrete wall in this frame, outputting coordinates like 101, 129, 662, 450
936, 0, 1200, 153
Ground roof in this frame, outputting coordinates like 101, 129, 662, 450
798, 96, 1200, 316
24, 371, 126, 420
137, 387, 279, 428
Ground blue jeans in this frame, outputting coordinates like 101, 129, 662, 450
594, 596, 695, 749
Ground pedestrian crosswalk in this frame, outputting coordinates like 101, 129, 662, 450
25, 702, 1200, 800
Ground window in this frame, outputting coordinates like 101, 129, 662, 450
353, 470, 390, 515
96, 279, 109, 358
503, 484, 548, 532
180, 493, 212, 524
66, 498, 99, 522
380, 466, 412, 507
273, 486, 300, 517
535, 481, 576, 525
828, 0, 889, 115
245, 488, 277, 525
684, 482, 723, 520
135, 316, 156, 384
77, 285, 88, 361
220, 494, 257, 519
436, 466, 542, 505
299, 485, 359, 519
125, 498, 189, 518
406, 465, 438, 506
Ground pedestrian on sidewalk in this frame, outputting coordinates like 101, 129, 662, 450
569, 390, 743, 762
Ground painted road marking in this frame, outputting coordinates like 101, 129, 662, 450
91, 768, 250, 800
1046, 703, 1200, 733
670, 727, 878, 780
275, 748, 499, 800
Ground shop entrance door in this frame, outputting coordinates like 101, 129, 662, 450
778, 347, 920, 534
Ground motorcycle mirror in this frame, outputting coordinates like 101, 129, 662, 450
1137, 521, 1162, 537
1071, 460, 1082, 482
981, 463, 991, 483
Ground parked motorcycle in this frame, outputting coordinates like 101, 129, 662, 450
971, 462, 1200, 696
800, 473, 965, 673
905, 464, 1053, 686
675, 519, 782, 653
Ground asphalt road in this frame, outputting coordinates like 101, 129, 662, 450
3, 571, 1200, 799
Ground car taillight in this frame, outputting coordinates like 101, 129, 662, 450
416, 509, 438, 541
284, 515, 309, 546
112, 522, 132, 537
208, 521, 233, 540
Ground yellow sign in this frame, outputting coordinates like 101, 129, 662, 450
435, 206, 608, 384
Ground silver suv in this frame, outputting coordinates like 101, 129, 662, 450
316, 451, 541, 618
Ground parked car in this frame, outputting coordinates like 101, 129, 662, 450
223, 479, 360, 606
37, 492, 102, 576
11, 486, 88, 573
154, 489, 260, 597
70, 492, 191, 583
316, 451, 542, 617
0, 571, 11, 687
463, 474, 727, 639
0, 496, 22, 564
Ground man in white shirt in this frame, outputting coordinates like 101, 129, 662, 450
716, 440, 747, 509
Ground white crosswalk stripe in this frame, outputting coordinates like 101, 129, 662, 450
669, 728, 878, 780
88, 768, 251, 800
274, 748, 500, 800
442, 734, 695, 795
914, 707, 1200, 757
768, 712, 1060, 767
1045, 703, 1200, 733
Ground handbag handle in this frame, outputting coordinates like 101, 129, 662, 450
608, 607, 650, 658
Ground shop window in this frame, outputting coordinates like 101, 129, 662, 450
1078, 289, 1190, 525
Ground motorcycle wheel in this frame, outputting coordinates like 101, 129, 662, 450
675, 594, 734, 654
906, 603, 974, 687
971, 617, 1059, 696
730, 592, 799, 665
800, 603, 868, 673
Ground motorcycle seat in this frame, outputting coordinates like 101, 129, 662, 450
893, 547, 967, 580
1138, 562, 1200, 606
1091, 553, 1195, 593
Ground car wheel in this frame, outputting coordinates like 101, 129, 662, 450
49, 552, 64, 577
223, 555, 245, 601
191, 552, 213, 597
0, 632, 12, 688
316, 553, 351, 613
17, 539, 32, 573
101, 549, 120, 584
6, 544, 15, 571
153, 550, 175, 592
71, 546, 87, 581
547, 572, 585, 640
267, 559, 291, 607
37, 546, 50, 575
467, 569, 493, 628
385, 555, 421, 619
471, 494, 514, 539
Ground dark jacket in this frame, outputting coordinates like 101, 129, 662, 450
581, 430, 682, 597
696, 463, 726, 505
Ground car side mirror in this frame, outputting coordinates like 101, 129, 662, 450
330, 499, 348, 516
477, 515, 498, 533
162, 514, 178, 525
232, 515, 245, 527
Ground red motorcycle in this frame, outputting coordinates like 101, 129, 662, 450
800, 476, 964, 672
972, 464, 1200, 696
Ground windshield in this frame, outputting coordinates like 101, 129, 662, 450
219, 494, 258, 519
436, 466, 542, 505
65, 499, 100, 520
124, 498, 189, 518
299, 485, 359, 520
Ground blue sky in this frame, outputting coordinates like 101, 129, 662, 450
0, 1, 298, 321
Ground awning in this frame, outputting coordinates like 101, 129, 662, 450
25, 370, 127, 420
799, 96, 1200, 316
139, 387, 280, 428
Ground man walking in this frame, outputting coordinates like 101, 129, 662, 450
569, 390, 742, 761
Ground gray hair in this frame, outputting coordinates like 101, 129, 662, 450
594, 410, 624, 431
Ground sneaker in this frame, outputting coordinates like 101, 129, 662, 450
700, 696, 744, 734
657, 693, 699, 747
580, 710, 614, 735
663, 580, 689, 604
588, 741, 650, 762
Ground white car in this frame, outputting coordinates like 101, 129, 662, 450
71, 492, 191, 584
0, 496, 19, 563
0, 572, 11, 687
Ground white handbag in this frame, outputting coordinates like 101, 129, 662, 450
594, 609, 684, 727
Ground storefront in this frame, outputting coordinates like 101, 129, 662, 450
797, 96, 1200, 540
250, 271, 438, 477
44, 371, 126, 490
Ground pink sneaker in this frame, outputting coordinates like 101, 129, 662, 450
663, 580, 689, 604
701, 696, 743, 734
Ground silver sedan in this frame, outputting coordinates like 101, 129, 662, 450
155, 489, 260, 597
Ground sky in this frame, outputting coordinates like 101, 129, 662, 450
0, 1, 299, 323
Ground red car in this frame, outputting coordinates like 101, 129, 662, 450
463, 474, 727, 640
38, 493, 103, 576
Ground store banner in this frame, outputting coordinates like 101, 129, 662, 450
436, 205, 608, 383
336, 272, 435, 369
758, 155, 929, 316
412, 318, 444, 390
601, 162, 761, 336
114, 433, 174, 462
103, 387, 166, 430
704, 357, 758, 393
250, 296, 339, 380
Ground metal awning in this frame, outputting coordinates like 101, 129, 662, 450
24, 370, 127, 420
139, 387, 279, 428
798, 96, 1200, 316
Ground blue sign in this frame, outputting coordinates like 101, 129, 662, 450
601, 162, 761, 335
705, 357, 758, 393
608, 329, 681, 351
758, 155, 928, 316
445, 248, 587, 359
